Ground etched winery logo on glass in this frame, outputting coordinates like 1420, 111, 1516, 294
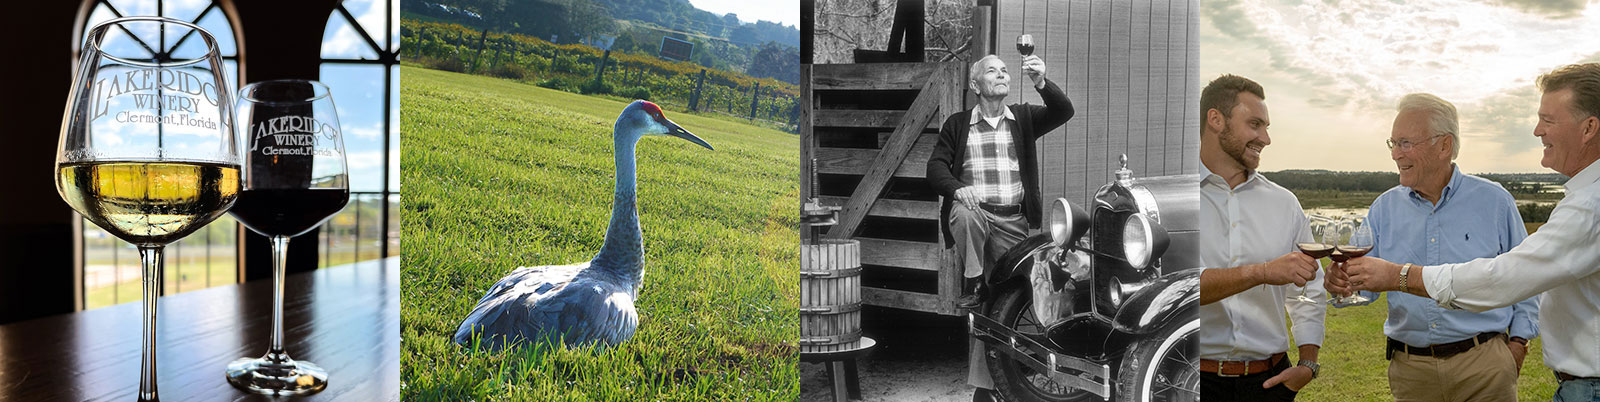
91, 68, 223, 129
248, 115, 341, 157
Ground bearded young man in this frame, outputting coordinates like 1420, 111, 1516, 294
1195, 74, 1325, 401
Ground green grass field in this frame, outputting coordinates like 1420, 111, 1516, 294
400, 66, 799, 400
1292, 293, 1558, 401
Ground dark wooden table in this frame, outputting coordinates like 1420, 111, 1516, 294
0, 257, 399, 401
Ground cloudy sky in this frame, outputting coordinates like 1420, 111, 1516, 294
1200, 0, 1600, 173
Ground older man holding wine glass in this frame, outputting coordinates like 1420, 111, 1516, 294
1340, 63, 1600, 402
1327, 93, 1538, 402
927, 33, 1074, 402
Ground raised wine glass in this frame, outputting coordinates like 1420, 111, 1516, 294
1333, 219, 1374, 304
1294, 222, 1334, 303
223, 80, 349, 396
57, 17, 240, 401
1017, 34, 1035, 56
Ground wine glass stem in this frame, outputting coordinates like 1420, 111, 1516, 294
270, 235, 289, 355
137, 246, 163, 402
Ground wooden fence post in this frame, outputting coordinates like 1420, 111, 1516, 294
749, 82, 761, 120
689, 69, 706, 111
592, 49, 610, 88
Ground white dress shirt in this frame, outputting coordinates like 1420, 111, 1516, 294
1425, 159, 1600, 377
1200, 167, 1326, 360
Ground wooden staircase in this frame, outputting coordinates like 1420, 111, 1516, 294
802, 62, 967, 315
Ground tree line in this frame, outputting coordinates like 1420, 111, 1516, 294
1264, 169, 1565, 195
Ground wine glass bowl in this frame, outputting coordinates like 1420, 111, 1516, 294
58, 16, 239, 402
1332, 219, 1373, 304
1016, 34, 1035, 56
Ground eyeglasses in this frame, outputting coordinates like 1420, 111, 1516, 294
1385, 134, 1446, 151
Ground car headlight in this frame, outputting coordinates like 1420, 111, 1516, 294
1122, 212, 1170, 270
1049, 198, 1090, 248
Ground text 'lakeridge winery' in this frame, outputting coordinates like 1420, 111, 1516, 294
249, 115, 340, 156
91, 68, 222, 128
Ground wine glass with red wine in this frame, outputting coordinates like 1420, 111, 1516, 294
223, 80, 348, 396
1294, 222, 1334, 303
1017, 34, 1034, 56
1332, 219, 1373, 304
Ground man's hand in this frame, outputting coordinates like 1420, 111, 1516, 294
955, 186, 982, 211
1323, 260, 1351, 297
1344, 256, 1402, 292
1252, 252, 1318, 287
1508, 340, 1527, 374
1020, 55, 1047, 88
1263, 365, 1314, 391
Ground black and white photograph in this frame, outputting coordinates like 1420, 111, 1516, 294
799, 0, 1201, 401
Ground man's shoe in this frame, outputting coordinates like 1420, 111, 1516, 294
972, 387, 1002, 402
956, 277, 989, 309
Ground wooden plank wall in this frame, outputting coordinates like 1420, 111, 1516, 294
993, 0, 1201, 207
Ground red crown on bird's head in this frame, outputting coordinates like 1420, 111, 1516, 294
638, 101, 663, 119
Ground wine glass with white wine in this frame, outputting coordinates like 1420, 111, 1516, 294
56, 17, 240, 401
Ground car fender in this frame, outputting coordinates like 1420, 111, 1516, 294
1111, 268, 1199, 335
989, 234, 1054, 287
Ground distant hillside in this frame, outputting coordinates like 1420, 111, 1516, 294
404, 0, 798, 83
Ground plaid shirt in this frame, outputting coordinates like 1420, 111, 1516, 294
961, 107, 1024, 205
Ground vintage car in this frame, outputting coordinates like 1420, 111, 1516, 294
970, 156, 1200, 402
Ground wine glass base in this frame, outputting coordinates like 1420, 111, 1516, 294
1331, 295, 1371, 304
225, 353, 328, 396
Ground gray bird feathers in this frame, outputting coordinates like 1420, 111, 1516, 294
452, 263, 640, 351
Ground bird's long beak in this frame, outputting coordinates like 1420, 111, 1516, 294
663, 118, 714, 150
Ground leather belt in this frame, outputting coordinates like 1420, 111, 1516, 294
1200, 352, 1286, 377
979, 202, 1022, 216
1556, 371, 1600, 382
1387, 332, 1501, 359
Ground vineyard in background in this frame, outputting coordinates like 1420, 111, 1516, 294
401, 19, 799, 132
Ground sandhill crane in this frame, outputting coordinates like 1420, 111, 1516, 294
453, 100, 713, 351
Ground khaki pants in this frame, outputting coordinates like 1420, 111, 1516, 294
950, 205, 1027, 389
1389, 336, 1519, 402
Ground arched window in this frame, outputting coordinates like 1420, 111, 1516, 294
318, 0, 400, 267
76, 0, 244, 309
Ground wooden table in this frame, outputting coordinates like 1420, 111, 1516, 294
0, 257, 399, 401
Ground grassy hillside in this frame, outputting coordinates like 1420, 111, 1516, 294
400, 66, 799, 400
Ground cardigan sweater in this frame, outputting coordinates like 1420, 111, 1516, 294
926, 79, 1074, 247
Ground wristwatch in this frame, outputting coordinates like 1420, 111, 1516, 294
1298, 360, 1321, 379
1398, 263, 1413, 292
1510, 337, 1529, 346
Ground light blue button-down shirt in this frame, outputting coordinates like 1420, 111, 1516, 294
1337, 165, 1539, 347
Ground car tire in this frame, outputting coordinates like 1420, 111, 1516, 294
1114, 318, 1199, 402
